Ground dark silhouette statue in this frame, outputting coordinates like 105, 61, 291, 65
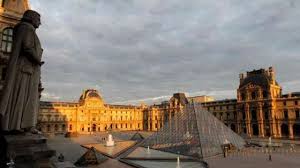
0, 10, 43, 133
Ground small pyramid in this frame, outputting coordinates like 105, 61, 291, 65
131, 132, 144, 141
74, 147, 107, 166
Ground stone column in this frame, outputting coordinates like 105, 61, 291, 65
276, 122, 281, 138
289, 123, 294, 139
270, 107, 278, 138
258, 103, 265, 137
245, 103, 251, 137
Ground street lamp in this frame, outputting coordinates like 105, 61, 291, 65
268, 136, 272, 161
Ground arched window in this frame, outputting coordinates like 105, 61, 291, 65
1, 27, 13, 53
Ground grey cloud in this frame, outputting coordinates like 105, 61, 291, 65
30, 0, 300, 104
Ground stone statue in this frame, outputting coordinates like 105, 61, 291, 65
0, 10, 43, 133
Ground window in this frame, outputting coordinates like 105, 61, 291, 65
1, 28, 13, 53
284, 109, 288, 119
283, 101, 286, 106
295, 109, 300, 119
1, 67, 7, 80
251, 109, 257, 120
54, 124, 58, 131
295, 101, 298, 106
251, 92, 256, 100
263, 91, 268, 98
264, 110, 269, 120
69, 124, 72, 131
241, 93, 245, 100
47, 125, 51, 132
62, 124, 66, 131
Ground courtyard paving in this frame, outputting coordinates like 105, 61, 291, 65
206, 147, 300, 168
46, 133, 300, 168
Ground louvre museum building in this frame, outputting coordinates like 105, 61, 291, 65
36, 67, 300, 139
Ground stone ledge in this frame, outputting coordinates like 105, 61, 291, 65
4, 134, 56, 168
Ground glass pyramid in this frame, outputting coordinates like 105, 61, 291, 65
138, 103, 245, 159
74, 147, 107, 166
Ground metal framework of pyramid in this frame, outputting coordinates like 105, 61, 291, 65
131, 132, 145, 141
138, 103, 245, 159
74, 147, 107, 166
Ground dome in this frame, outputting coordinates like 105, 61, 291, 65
87, 91, 101, 99
79, 89, 103, 101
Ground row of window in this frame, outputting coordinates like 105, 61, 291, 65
208, 105, 236, 111
240, 91, 268, 101
212, 112, 237, 120
44, 122, 143, 132
239, 109, 300, 120
283, 109, 300, 119
283, 101, 298, 106
241, 109, 269, 120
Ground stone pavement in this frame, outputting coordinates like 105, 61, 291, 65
46, 133, 300, 168
247, 137, 300, 145
206, 148, 300, 168
47, 134, 134, 168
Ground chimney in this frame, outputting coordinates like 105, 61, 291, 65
239, 73, 244, 83
269, 66, 275, 85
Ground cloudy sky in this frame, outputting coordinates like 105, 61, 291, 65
30, 0, 300, 105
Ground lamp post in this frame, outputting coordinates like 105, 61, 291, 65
268, 136, 272, 161
6, 158, 15, 168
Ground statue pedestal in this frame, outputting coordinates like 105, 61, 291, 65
4, 134, 55, 168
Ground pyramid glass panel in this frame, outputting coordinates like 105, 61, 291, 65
138, 103, 245, 159
192, 103, 245, 158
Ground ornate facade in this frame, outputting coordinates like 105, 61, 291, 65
202, 67, 300, 139
38, 89, 145, 135
0, 0, 30, 97
39, 67, 300, 139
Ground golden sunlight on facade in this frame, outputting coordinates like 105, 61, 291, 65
38, 67, 300, 139
202, 67, 300, 139
38, 89, 145, 135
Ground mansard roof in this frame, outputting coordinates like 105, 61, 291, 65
239, 69, 279, 88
